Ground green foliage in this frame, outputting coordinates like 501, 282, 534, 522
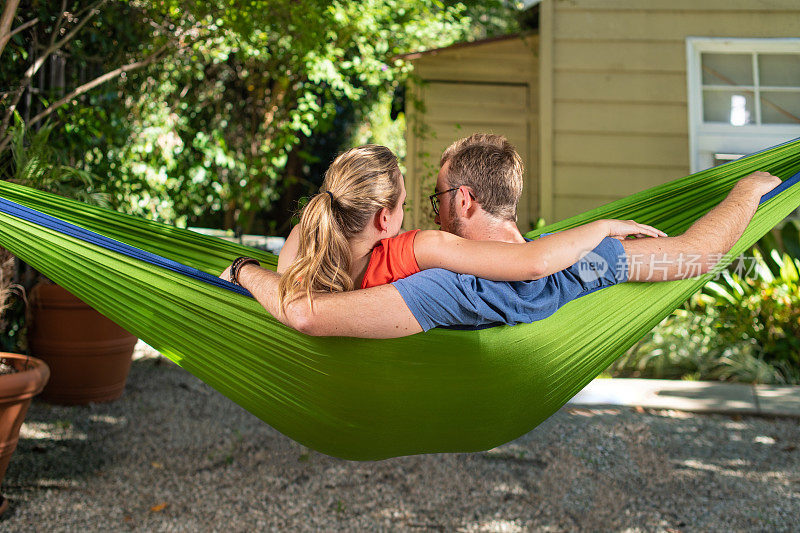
0, 1, 160, 136
611, 249, 800, 384
114, 0, 488, 230
704, 250, 800, 381
16, 0, 517, 233
350, 91, 407, 170
4, 116, 109, 207
780, 220, 800, 259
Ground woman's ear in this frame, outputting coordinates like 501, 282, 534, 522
375, 207, 391, 232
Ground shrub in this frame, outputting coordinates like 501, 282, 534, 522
610, 248, 800, 384
704, 250, 800, 382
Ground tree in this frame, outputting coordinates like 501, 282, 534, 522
101, 0, 506, 232
1, 1, 518, 232
0, 1, 183, 153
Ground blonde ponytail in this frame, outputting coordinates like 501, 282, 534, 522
279, 145, 401, 309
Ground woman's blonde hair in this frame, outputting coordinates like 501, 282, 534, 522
279, 144, 402, 309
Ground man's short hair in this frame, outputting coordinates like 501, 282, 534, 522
440, 133, 523, 221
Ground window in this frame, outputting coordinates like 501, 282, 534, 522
686, 38, 800, 172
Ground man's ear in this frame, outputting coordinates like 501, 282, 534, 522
459, 186, 477, 217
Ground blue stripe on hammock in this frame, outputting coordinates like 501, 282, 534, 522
0, 196, 252, 297
1, 171, 799, 297
760, 171, 800, 203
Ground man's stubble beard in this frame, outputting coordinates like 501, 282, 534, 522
446, 200, 465, 238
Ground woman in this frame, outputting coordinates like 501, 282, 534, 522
273, 144, 665, 310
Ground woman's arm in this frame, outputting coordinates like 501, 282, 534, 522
277, 225, 301, 274
413, 220, 666, 281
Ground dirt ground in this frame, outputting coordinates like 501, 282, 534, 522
3, 348, 799, 532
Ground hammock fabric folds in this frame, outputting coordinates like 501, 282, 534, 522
2, 139, 800, 460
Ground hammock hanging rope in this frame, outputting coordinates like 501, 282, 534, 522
2, 139, 800, 461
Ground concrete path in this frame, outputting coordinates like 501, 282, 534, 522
569, 378, 800, 417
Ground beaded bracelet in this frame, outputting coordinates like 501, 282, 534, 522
229, 257, 261, 286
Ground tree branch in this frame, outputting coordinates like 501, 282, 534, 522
0, 44, 170, 153
0, 83, 29, 141
52, 0, 106, 54
71, 0, 103, 22
4, 16, 38, 45
0, 0, 20, 61
0, 0, 105, 141
50, 0, 68, 49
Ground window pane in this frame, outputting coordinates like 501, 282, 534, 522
760, 91, 800, 124
701, 53, 753, 86
703, 90, 754, 125
759, 54, 800, 87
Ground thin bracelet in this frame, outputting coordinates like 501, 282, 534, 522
230, 257, 261, 286
228, 257, 245, 283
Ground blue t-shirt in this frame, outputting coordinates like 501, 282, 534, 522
392, 236, 628, 332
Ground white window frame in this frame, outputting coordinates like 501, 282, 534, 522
686, 37, 800, 172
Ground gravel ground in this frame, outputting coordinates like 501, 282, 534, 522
3, 343, 800, 532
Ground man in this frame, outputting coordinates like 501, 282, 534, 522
224, 134, 780, 338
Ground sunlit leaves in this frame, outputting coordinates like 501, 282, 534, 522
5, 0, 516, 231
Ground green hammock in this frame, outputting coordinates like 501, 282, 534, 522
1, 139, 800, 461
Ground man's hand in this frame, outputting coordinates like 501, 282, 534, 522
733, 171, 782, 198
219, 264, 233, 283
603, 219, 668, 240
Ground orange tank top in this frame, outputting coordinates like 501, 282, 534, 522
360, 229, 421, 289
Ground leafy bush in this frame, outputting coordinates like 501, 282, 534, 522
4, 119, 109, 206
610, 245, 800, 384
704, 250, 800, 382
2, 1, 519, 233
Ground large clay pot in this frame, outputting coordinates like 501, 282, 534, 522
0, 353, 49, 515
28, 283, 137, 405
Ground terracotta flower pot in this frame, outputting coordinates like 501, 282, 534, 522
0, 353, 50, 515
28, 283, 138, 405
